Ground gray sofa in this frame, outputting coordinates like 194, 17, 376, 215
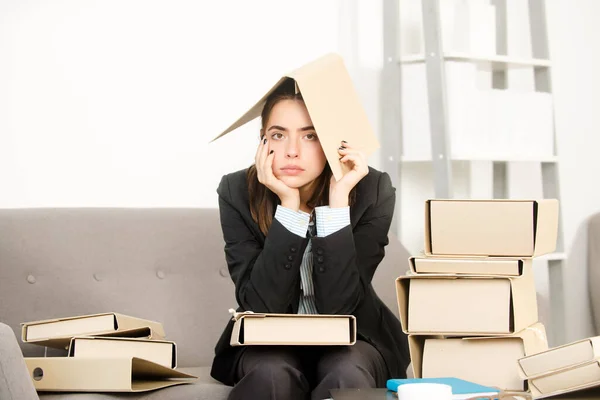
0, 208, 411, 400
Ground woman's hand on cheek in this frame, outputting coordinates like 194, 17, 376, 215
255, 135, 300, 211
329, 140, 369, 208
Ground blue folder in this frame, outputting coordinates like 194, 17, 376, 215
387, 377, 500, 399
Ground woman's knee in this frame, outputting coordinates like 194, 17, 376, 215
248, 359, 305, 384
320, 362, 376, 386
237, 348, 309, 390
240, 347, 303, 373
315, 341, 384, 386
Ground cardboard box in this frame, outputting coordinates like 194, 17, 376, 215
409, 322, 548, 391
24, 357, 196, 392
409, 255, 529, 276
518, 336, 600, 379
528, 361, 600, 399
21, 312, 165, 350
230, 312, 356, 346
68, 336, 177, 369
424, 199, 559, 257
211, 53, 379, 181
396, 268, 538, 335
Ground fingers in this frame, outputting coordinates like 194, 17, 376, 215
337, 140, 364, 158
339, 153, 365, 168
338, 141, 368, 175
255, 135, 270, 183
262, 148, 275, 180
334, 140, 369, 191
255, 134, 266, 163
338, 145, 366, 163
338, 140, 363, 151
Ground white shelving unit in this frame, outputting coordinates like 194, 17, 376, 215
381, 0, 567, 347
400, 52, 552, 68
400, 155, 559, 163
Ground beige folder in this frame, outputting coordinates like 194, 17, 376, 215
68, 336, 177, 368
409, 255, 529, 276
518, 336, 600, 379
230, 312, 356, 346
24, 357, 197, 392
424, 199, 558, 257
409, 322, 548, 392
396, 267, 538, 336
528, 360, 600, 398
21, 312, 166, 349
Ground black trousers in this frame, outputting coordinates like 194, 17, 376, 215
227, 340, 388, 400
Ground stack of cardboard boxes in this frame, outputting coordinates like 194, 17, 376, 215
20, 312, 197, 393
396, 199, 559, 392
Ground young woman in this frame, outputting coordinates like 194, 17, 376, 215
210, 79, 410, 400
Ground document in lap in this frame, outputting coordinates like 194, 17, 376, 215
21, 312, 165, 349
229, 311, 356, 346
24, 357, 196, 392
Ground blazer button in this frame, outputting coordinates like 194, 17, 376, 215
290, 247, 297, 253
317, 256, 324, 263
287, 255, 293, 261
318, 266, 325, 273
284, 264, 292, 270
316, 248, 324, 255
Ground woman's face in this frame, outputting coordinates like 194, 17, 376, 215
264, 99, 327, 189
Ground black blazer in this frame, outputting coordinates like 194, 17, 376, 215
210, 166, 410, 386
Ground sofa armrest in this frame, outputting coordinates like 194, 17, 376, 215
0, 323, 39, 400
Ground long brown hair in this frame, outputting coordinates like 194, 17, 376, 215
247, 78, 356, 235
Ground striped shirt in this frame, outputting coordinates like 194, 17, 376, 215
274, 205, 350, 314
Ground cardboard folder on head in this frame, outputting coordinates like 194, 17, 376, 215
210, 53, 380, 181
24, 357, 197, 392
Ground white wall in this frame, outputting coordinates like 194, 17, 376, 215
0, 0, 341, 208
2, 0, 600, 342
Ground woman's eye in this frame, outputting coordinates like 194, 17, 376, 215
271, 133, 284, 140
305, 133, 318, 140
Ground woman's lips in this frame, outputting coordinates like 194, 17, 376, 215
280, 165, 305, 176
